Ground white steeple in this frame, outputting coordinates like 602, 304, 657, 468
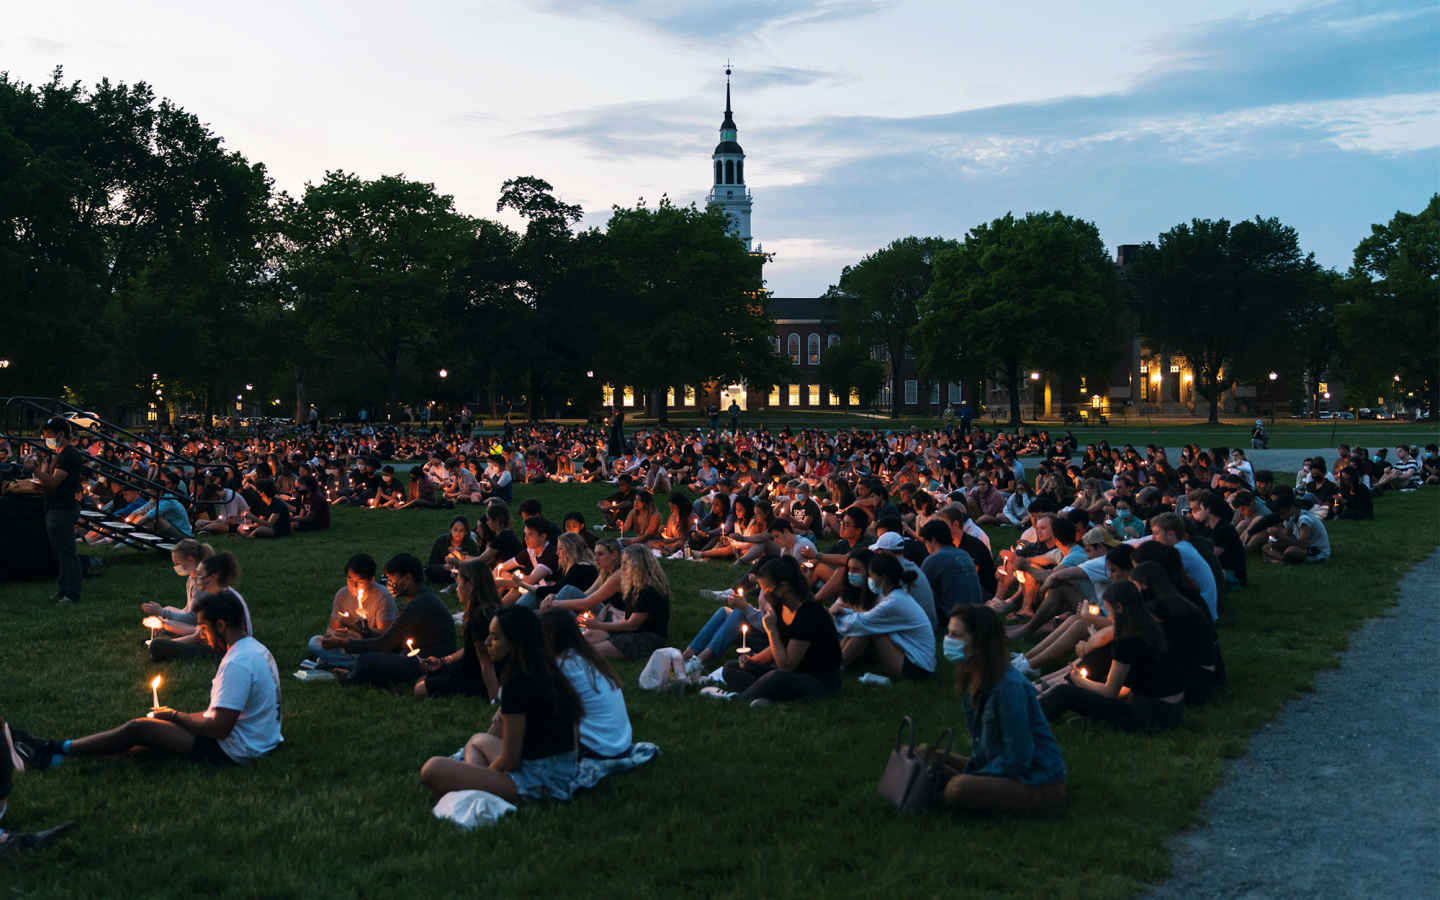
705, 65, 753, 251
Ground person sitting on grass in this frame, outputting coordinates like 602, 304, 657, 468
425, 516, 480, 587
292, 475, 331, 531
616, 490, 663, 548
1331, 466, 1374, 520
1, 718, 76, 857
916, 605, 1067, 812
655, 492, 696, 558
369, 466, 405, 508
130, 470, 193, 541
419, 605, 582, 804
582, 545, 671, 662
15, 591, 282, 770
682, 577, 768, 672
1260, 493, 1330, 565
1037, 581, 1185, 732
192, 482, 249, 536
830, 553, 936, 681
237, 478, 290, 539
540, 537, 623, 616
702, 557, 844, 708
305, 553, 399, 670
496, 517, 561, 606
540, 609, 633, 760
140, 539, 215, 637
149, 551, 253, 662
323, 553, 457, 688
522, 533, 599, 610
415, 561, 502, 700
398, 466, 438, 510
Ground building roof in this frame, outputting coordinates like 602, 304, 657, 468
769, 297, 830, 322
713, 140, 744, 156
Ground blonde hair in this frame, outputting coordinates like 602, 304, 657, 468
172, 539, 215, 564
620, 544, 669, 599
557, 532, 594, 572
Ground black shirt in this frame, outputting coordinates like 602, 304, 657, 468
500, 670, 576, 761
488, 529, 523, 565
1207, 520, 1248, 586
262, 496, 292, 537
345, 586, 457, 657
784, 601, 843, 677
625, 586, 670, 639
1112, 634, 1186, 699
44, 445, 86, 511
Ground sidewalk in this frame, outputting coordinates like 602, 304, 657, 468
1146, 547, 1440, 900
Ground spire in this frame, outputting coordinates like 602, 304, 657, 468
721, 63, 737, 132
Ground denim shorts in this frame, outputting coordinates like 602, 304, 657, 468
511, 751, 578, 801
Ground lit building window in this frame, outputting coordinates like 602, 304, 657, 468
622, 387, 634, 407
808, 334, 820, 365
683, 386, 696, 407
789, 384, 801, 405
787, 334, 800, 364
808, 385, 820, 405
769, 384, 781, 405
827, 333, 840, 347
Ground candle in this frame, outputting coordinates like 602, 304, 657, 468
738, 624, 750, 654
1016, 572, 1027, 584
406, 638, 420, 657
142, 615, 165, 640
151, 675, 162, 709
1078, 668, 1089, 679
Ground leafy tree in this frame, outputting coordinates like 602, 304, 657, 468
824, 236, 957, 417
919, 212, 1120, 425
815, 339, 886, 411
1337, 195, 1439, 415
280, 172, 492, 421
604, 197, 791, 422
1126, 217, 1316, 424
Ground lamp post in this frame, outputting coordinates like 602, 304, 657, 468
1030, 372, 1040, 422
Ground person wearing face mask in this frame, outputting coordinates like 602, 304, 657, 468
26, 418, 87, 604
14, 590, 283, 770
702, 557, 843, 708
291, 475, 331, 531
369, 465, 405, 509
829, 553, 936, 681
916, 604, 1066, 811
140, 539, 216, 637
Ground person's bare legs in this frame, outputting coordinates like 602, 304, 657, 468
870, 634, 908, 680
67, 718, 196, 757
1027, 618, 1089, 668
839, 635, 869, 667
592, 638, 628, 659
419, 756, 520, 803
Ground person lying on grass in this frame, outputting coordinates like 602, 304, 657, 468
702, 557, 844, 708
14, 591, 282, 769
915, 604, 1067, 812
420, 606, 582, 804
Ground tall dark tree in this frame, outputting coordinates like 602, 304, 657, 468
280, 172, 490, 421
1127, 217, 1316, 425
605, 197, 791, 423
824, 236, 957, 417
919, 212, 1120, 425
1337, 195, 1439, 416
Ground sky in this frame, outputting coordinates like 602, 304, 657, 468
3, 0, 1435, 297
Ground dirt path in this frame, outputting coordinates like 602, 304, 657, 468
1146, 547, 1440, 900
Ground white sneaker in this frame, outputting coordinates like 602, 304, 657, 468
684, 656, 704, 674
667, 550, 685, 560
700, 686, 736, 700
699, 589, 732, 601
1011, 656, 1039, 678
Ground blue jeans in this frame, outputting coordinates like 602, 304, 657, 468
307, 634, 358, 669
687, 607, 765, 657
46, 508, 82, 600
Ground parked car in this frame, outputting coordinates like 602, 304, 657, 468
1332, 411, 1356, 419
1357, 408, 1378, 419
62, 410, 103, 430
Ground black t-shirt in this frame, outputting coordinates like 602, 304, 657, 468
264, 496, 292, 537
1207, 520, 1247, 586
44, 445, 86, 510
500, 670, 576, 760
784, 601, 843, 677
1148, 599, 1217, 677
488, 529, 523, 564
1112, 634, 1186, 699
625, 586, 670, 639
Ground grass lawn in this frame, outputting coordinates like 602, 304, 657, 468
2, 480, 1436, 899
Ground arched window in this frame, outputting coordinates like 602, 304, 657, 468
770, 334, 781, 355
787, 334, 800, 364
736, 160, 744, 183
807, 334, 820, 365
715, 161, 722, 184
827, 333, 840, 347
725, 159, 735, 184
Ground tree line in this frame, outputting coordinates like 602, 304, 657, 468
0, 70, 792, 425
3, 70, 1434, 426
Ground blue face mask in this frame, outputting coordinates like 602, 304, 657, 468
867, 577, 881, 595
847, 572, 865, 588
942, 636, 966, 663
1372, 455, 1382, 464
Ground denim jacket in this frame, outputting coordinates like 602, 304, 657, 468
962, 667, 1067, 785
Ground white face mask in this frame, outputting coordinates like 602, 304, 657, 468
174, 563, 189, 576
45, 437, 59, 450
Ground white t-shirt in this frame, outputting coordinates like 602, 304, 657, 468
210, 636, 283, 762
560, 652, 632, 758
1289, 511, 1331, 560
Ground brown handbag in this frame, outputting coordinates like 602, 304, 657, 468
877, 716, 954, 812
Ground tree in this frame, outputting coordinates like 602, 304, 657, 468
280, 172, 490, 421
1337, 195, 1439, 416
918, 211, 1120, 425
824, 236, 957, 417
1127, 217, 1316, 424
604, 197, 792, 423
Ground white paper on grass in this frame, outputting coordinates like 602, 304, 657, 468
433, 790, 517, 830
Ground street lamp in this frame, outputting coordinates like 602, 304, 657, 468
439, 369, 448, 379
1030, 372, 1040, 421
1, 359, 11, 368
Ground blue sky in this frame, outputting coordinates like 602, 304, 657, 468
4, 0, 1435, 296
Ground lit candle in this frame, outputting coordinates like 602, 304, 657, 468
406, 638, 420, 657
142, 615, 165, 640
738, 624, 750, 654
1078, 668, 1089, 679
151, 675, 162, 709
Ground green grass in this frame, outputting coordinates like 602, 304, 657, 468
2, 481, 1437, 899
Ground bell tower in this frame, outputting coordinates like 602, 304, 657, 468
705, 65, 753, 251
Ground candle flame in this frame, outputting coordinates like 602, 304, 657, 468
1079, 668, 1089, 678
151, 675, 162, 689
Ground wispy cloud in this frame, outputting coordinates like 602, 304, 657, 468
538, 0, 889, 41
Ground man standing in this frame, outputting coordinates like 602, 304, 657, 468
728, 400, 741, 432
26, 418, 85, 604
958, 401, 973, 435
708, 401, 720, 431
14, 591, 282, 768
